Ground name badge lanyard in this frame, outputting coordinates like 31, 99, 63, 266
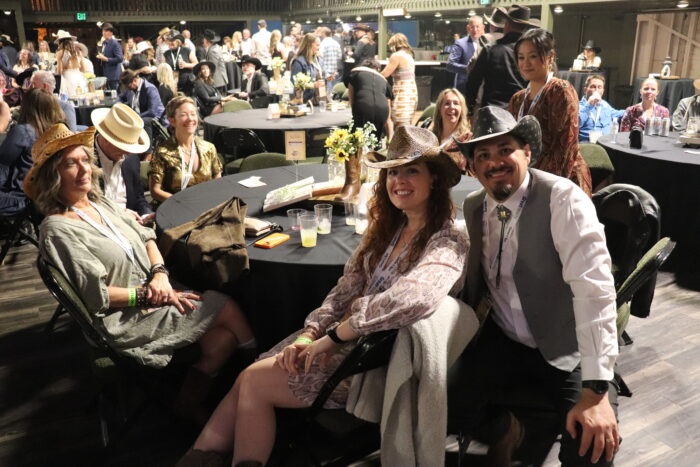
517, 72, 553, 120
483, 181, 531, 282
366, 222, 409, 295
71, 202, 135, 264
590, 106, 602, 129
179, 139, 197, 191
170, 47, 181, 70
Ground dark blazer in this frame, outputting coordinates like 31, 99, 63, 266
118, 79, 165, 122
446, 35, 490, 95
101, 38, 123, 82
241, 71, 269, 99
0, 48, 16, 78
193, 80, 222, 117
96, 151, 152, 216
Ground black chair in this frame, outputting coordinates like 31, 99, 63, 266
150, 119, 170, 151
37, 255, 196, 447
214, 128, 267, 175
0, 202, 41, 265
270, 329, 398, 467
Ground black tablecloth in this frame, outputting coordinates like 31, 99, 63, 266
73, 99, 117, 126
203, 108, 352, 155
629, 77, 695, 114
597, 132, 700, 280
156, 164, 481, 348
559, 70, 608, 100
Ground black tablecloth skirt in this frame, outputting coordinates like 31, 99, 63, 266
559, 70, 608, 101
629, 77, 695, 114
598, 132, 700, 283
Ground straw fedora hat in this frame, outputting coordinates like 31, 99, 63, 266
454, 106, 542, 163
91, 103, 151, 154
53, 30, 77, 44
24, 124, 96, 201
365, 126, 461, 187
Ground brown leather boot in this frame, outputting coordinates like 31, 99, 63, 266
335, 154, 361, 201
485, 412, 524, 467
174, 367, 215, 426
174, 448, 227, 467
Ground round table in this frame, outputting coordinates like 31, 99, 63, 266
73, 99, 117, 126
559, 70, 607, 100
629, 77, 695, 114
597, 132, 700, 281
203, 108, 352, 156
156, 163, 481, 348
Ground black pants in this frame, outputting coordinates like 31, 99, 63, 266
448, 318, 619, 466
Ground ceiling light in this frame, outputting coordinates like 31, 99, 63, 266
404, 13, 412, 19
96, 21, 103, 27
336, 17, 341, 23
677, 0, 689, 7
179, 20, 186, 25
434, 12, 442, 18
317, 18, 323, 23
306, 19, 311, 24
356, 15, 362, 21
290, 20, 295, 24
468, 10, 476, 17
553, 5, 564, 14
3, 10, 11, 15
445, 20, 451, 24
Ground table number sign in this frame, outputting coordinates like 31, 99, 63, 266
285, 131, 307, 161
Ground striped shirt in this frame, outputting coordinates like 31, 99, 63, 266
320, 37, 342, 77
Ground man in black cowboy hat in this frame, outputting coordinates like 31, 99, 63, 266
96, 23, 123, 90
465, 5, 540, 113
236, 55, 268, 101
202, 29, 228, 93
351, 24, 376, 68
450, 106, 620, 466
0, 33, 17, 78
163, 32, 197, 94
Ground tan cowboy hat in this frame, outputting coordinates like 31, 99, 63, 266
365, 126, 461, 187
491, 5, 541, 28
0, 34, 13, 45
158, 27, 172, 38
91, 103, 151, 154
24, 124, 97, 201
53, 29, 77, 44
135, 40, 153, 54
484, 8, 506, 28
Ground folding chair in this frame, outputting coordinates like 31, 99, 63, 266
223, 99, 253, 113
580, 142, 615, 192
0, 201, 41, 265
239, 153, 294, 173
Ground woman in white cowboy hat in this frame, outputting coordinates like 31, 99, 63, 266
178, 125, 470, 467
54, 29, 87, 97
26, 123, 255, 420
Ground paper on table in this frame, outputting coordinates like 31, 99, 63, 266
238, 176, 267, 188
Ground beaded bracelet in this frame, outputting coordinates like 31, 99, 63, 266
135, 287, 150, 307
127, 288, 137, 307
295, 336, 313, 345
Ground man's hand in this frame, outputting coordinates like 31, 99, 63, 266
96, 53, 108, 62
566, 389, 620, 464
587, 91, 602, 106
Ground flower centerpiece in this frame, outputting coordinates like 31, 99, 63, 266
84, 72, 96, 92
325, 120, 379, 201
270, 57, 285, 80
292, 72, 312, 104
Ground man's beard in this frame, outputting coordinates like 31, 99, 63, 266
492, 184, 514, 201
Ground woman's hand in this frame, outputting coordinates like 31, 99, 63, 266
168, 290, 201, 314
275, 340, 311, 375
297, 335, 341, 373
147, 272, 173, 306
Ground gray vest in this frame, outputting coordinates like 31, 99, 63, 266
462, 168, 580, 372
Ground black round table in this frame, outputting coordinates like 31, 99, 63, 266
629, 77, 695, 114
156, 163, 481, 348
558, 70, 607, 100
597, 132, 700, 281
73, 98, 117, 126
203, 107, 352, 155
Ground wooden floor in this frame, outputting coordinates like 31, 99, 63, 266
1, 241, 699, 467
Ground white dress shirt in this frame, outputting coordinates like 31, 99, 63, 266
240, 38, 253, 57
251, 29, 272, 66
482, 172, 618, 381
97, 143, 127, 210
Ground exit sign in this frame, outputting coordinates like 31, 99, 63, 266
479, 0, 491, 5
76, 12, 87, 21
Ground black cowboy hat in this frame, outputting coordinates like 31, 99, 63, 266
0, 33, 13, 45
16, 67, 37, 87
353, 23, 373, 32
193, 60, 216, 76
455, 106, 542, 163
240, 55, 262, 70
202, 29, 221, 43
583, 40, 601, 54
127, 54, 152, 74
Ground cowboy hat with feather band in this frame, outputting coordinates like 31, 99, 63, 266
91, 103, 151, 154
24, 124, 97, 201
365, 126, 462, 187
53, 30, 77, 44
454, 106, 542, 163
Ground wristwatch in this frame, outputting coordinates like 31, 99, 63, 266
582, 380, 610, 395
326, 324, 347, 344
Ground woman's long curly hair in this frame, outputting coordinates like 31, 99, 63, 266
352, 157, 455, 274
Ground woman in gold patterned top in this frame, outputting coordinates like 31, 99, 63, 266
149, 96, 222, 204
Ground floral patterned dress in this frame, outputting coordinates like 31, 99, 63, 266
619, 103, 670, 132
509, 77, 592, 197
259, 222, 468, 408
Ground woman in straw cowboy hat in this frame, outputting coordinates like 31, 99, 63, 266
54, 29, 87, 97
27, 123, 255, 419
177, 125, 470, 467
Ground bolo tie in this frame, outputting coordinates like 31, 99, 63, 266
495, 204, 512, 288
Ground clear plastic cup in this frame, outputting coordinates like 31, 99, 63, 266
299, 214, 318, 247
314, 204, 333, 234
355, 208, 368, 235
287, 208, 307, 231
343, 199, 357, 226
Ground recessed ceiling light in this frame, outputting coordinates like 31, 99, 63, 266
404, 13, 412, 19
336, 17, 341, 23
317, 18, 323, 23
179, 20, 186, 25
445, 20, 451, 24
306, 19, 311, 24
356, 15, 362, 21
435, 12, 442, 18
553, 5, 564, 14
677, 0, 689, 7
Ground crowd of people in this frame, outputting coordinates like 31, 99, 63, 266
3, 4, 700, 466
